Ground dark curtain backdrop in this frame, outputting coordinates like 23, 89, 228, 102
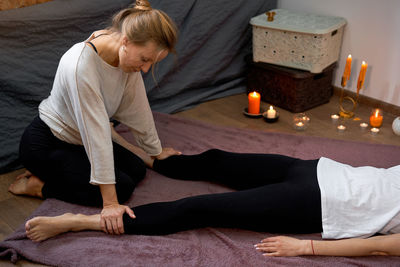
0, 0, 277, 173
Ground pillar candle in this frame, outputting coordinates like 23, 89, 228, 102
357, 61, 368, 92
248, 91, 261, 114
369, 108, 383, 127
341, 54, 352, 87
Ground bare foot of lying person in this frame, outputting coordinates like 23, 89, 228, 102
26, 213, 101, 242
8, 171, 44, 198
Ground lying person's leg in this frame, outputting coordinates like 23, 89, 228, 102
153, 149, 299, 190
26, 213, 101, 242
26, 173, 321, 241
25, 153, 320, 241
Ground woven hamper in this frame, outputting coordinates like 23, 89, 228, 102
247, 57, 335, 112
250, 9, 346, 73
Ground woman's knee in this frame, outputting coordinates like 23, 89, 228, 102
115, 170, 145, 203
124, 158, 146, 181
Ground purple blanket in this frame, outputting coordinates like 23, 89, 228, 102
1, 112, 400, 266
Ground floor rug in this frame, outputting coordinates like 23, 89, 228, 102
1, 112, 400, 266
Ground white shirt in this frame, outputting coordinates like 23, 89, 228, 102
39, 37, 162, 185
317, 157, 400, 239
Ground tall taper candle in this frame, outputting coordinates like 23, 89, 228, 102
357, 61, 368, 93
341, 54, 352, 87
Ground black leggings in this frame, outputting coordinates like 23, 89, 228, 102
19, 116, 146, 206
123, 149, 323, 235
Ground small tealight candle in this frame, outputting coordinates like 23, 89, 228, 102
267, 105, 276, 119
360, 122, 368, 131
370, 127, 380, 135
293, 113, 310, 131
331, 114, 339, 123
337, 125, 346, 133
294, 121, 305, 130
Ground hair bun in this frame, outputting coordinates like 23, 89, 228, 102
134, 0, 152, 11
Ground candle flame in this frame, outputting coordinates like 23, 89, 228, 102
269, 105, 273, 110
252, 91, 258, 97
375, 110, 379, 117
348, 54, 352, 59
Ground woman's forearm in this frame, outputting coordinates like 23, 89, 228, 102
99, 184, 119, 206
257, 234, 400, 257
312, 234, 400, 256
311, 238, 382, 256
110, 124, 154, 167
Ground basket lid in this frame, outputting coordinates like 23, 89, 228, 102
250, 9, 346, 34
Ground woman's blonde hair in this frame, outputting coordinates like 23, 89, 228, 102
110, 0, 178, 54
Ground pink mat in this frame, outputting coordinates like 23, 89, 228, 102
1, 112, 400, 266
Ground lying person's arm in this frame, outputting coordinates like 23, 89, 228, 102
255, 234, 400, 257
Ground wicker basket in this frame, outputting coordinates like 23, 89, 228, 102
250, 9, 346, 73
247, 57, 336, 112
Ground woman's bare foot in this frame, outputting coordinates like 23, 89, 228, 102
26, 213, 101, 242
8, 171, 44, 198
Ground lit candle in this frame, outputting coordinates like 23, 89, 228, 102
267, 105, 276, 118
360, 122, 368, 131
357, 61, 368, 92
341, 54, 352, 87
331, 114, 339, 123
302, 115, 310, 123
248, 91, 261, 114
370, 127, 380, 135
369, 108, 383, 128
294, 121, 305, 131
337, 125, 346, 132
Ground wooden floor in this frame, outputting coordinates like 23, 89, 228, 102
1, 93, 399, 266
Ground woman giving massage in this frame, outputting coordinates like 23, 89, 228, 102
24, 130, 400, 257
9, 0, 181, 237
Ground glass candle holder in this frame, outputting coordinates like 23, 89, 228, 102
369, 108, 383, 128
293, 113, 310, 131
331, 114, 339, 123
370, 127, 380, 135
337, 124, 346, 133
360, 122, 368, 131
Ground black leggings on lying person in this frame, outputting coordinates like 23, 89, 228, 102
123, 149, 323, 235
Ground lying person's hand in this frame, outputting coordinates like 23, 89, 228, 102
154, 147, 182, 160
255, 236, 310, 257
100, 204, 135, 235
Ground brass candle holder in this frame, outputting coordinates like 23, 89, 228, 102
339, 58, 368, 119
339, 77, 359, 118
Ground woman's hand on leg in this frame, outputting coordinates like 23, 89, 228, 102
99, 184, 135, 235
100, 204, 135, 235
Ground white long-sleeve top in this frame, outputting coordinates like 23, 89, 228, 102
317, 157, 400, 239
39, 37, 162, 185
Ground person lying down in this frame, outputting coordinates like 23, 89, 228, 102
23, 135, 400, 257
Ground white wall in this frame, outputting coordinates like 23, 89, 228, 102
277, 0, 400, 107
